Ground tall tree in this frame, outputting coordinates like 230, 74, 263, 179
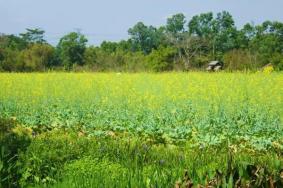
57, 32, 88, 69
20, 28, 46, 44
179, 34, 208, 69
188, 12, 215, 38
128, 22, 162, 54
214, 11, 238, 53
188, 12, 217, 58
166, 13, 186, 35
0, 34, 27, 50
188, 11, 237, 59
236, 23, 256, 49
100, 41, 118, 53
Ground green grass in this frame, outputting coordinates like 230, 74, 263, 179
20, 131, 283, 188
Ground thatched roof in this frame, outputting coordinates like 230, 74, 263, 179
208, 61, 221, 66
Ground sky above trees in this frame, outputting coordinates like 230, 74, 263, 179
1, 0, 283, 45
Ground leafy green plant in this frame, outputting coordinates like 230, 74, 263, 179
18, 131, 92, 187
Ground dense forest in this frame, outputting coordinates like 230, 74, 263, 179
1, 11, 283, 72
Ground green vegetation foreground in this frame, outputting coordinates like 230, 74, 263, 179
0, 72, 283, 187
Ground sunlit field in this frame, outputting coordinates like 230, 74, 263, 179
1, 72, 283, 187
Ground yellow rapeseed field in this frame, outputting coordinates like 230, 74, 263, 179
0, 72, 282, 146
0, 72, 282, 113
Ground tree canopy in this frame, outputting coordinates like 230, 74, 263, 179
56, 32, 88, 69
1, 11, 283, 72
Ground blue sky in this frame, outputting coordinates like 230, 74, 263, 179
1, 0, 283, 45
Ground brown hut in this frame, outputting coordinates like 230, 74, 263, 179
206, 61, 223, 71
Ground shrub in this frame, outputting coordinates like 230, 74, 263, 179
269, 52, 283, 70
0, 118, 32, 187
223, 49, 262, 71
18, 44, 55, 71
146, 46, 176, 72
0, 48, 20, 72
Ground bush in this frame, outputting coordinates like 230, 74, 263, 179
0, 48, 20, 72
18, 44, 55, 71
0, 118, 32, 188
146, 46, 176, 72
223, 49, 262, 71
270, 52, 283, 71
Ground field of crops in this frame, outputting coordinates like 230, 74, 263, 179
1, 72, 283, 147
0, 72, 283, 187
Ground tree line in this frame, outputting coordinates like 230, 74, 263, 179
1, 11, 283, 72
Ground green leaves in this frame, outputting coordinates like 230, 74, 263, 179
57, 32, 88, 69
19, 28, 46, 44
128, 22, 164, 54
166, 13, 186, 34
